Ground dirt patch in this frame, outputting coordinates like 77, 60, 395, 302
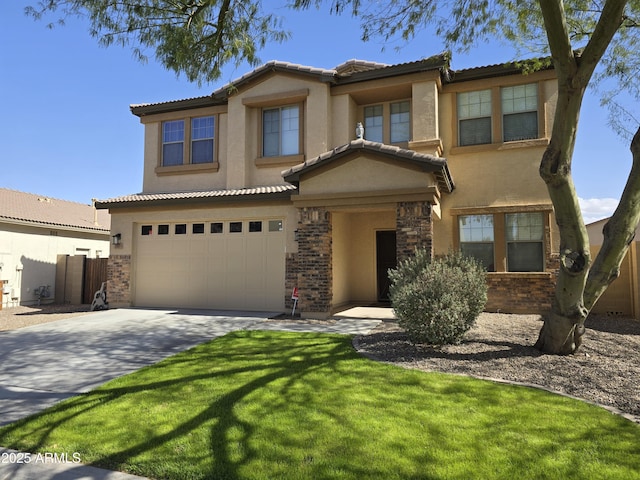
0, 304, 95, 331
356, 312, 640, 424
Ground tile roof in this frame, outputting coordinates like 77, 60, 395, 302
449, 57, 554, 83
282, 140, 455, 194
211, 60, 337, 98
0, 188, 110, 233
334, 59, 391, 75
95, 184, 297, 208
131, 54, 451, 116
129, 53, 556, 117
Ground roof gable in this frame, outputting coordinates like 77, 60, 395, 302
282, 140, 454, 194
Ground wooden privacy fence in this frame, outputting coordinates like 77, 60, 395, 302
83, 257, 108, 304
55, 255, 108, 305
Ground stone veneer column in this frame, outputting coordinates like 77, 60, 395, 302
396, 201, 433, 263
284, 252, 299, 311
107, 254, 132, 306
295, 207, 332, 317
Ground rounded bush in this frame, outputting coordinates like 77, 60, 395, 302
389, 250, 487, 345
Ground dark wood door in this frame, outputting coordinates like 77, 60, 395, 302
376, 231, 397, 302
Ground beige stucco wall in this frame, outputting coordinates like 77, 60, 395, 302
433, 72, 561, 257
0, 223, 109, 308
331, 212, 351, 306
433, 143, 555, 254
140, 73, 340, 195
586, 218, 640, 247
332, 210, 396, 307
228, 73, 333, 188
299, 155, 437, 197
586, 218, 608, 246
330, 94, 358, 148
140, 106, 228, 194
412, 80, 439, 142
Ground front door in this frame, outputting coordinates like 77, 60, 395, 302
376, 230, 397, 302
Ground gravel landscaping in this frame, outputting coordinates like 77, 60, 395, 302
356, 312, 640, 424
0, 304, 94, 331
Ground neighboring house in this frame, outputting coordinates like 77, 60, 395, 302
587, 217, 640, 319
0, 188, 110, 308
97, 54, 560, 318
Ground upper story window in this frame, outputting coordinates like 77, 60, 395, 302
161, 115, 216, 167
263, 105, 300, 157
456, 83, 540, 147
457, 90, 492, 146
162, 120, 185, 166
242, 88, 308, 166
364, 105, 383, 142
191, 116, 215, 164
362, 100, 411, 144
502, 84, 538, 142
390, 101, 410, 143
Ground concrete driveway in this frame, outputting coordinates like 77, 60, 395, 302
0, 307, 383, 426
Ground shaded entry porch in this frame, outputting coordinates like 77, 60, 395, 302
291, 200, 435, 318
332, 209, 397, 308
282, 139, 454, 318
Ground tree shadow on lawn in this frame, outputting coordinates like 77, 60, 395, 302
2, 330, 640, 479
0, 331, 360, 480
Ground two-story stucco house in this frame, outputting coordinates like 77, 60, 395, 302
97, 54, 560, 318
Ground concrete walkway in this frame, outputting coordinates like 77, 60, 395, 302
0, 307, 384, 480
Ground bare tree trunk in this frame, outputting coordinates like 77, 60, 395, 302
535, 145, 591, 354
535, 73, 591, 355
536, 127, 640, 354
534, 0, 627, 355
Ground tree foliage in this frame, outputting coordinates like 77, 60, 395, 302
26, 0, 289, 84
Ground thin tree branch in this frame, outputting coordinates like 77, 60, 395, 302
578, 0, 627, 84
539, 0, 575, 75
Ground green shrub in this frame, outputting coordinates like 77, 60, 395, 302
389, 250, 488, 345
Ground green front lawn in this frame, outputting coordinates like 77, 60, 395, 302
1, 331, 638, 479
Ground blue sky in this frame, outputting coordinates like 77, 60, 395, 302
0, 2, 631, 223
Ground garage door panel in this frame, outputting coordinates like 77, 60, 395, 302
134, 220, 285, 311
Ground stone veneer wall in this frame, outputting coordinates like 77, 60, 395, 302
107, 254, 131, 306
284, 252, 298, 311
485, 255, 560, 314
396, 201, 433, 262
294, 207, 332, 316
